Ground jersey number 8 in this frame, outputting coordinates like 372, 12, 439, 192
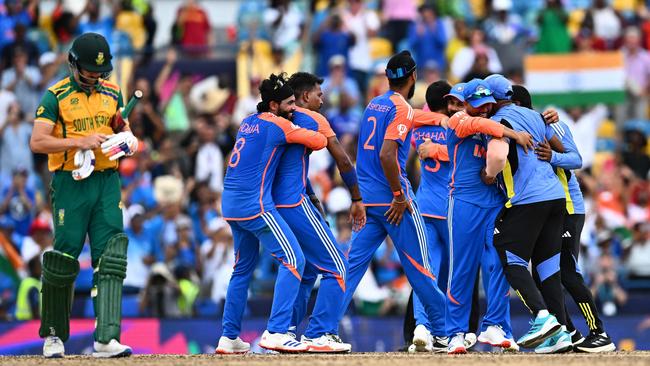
228, 137, 246, 168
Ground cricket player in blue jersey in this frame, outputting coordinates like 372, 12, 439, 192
444, 79, 534, 354
217, 73, 328, 354
272, 72, 365, 353
483, 74, 571, 351
338, 51, 447, 337
512, 85, 615, 353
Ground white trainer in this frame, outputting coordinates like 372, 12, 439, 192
478, 325, 512, 348
43, 336, 64, 358
412, 324, 433, 352
301, 334, 351, 353
92, 339, 132, 358
503, 338, 520, 352
215, 336, 250, 354
464, 333, 477, 349
448, 333, 467, 354
259, 330, 309, 353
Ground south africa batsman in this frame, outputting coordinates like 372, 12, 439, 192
29, 33, 138, 358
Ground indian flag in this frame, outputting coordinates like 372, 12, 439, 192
524, 52, 625, 107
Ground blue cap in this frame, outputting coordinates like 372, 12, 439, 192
444, 82, 466, 101
462, 79, 496, 108
484, 74, 513, 100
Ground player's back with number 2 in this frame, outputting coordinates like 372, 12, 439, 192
357, 90, 414, 205
222, 112, 327, 220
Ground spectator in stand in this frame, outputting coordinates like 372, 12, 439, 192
381, 0, 417, 51
366, 62, 389, 105
132, 77, 165, 147
264, 0, 304, 50
172, 0, 211, 55
1, 23, 38, 68
445, 19, 469, 69
591, 233, 627, 316
313, 13, 355, 77
407, 5, 447, 76
124, 206, 155, 293
14, 256, 41, 320
78, 0, 114, 45
621, 129, 650, 179
624, 223, 650, 280
115, 0, 146, 51
188, 181, 219, 245
146, 175, 186, 261
155, 48, 193, 133
483, 0, 530, 74
140, 263, 182, 318
411, 61, 441, 109
1, 47, 41, 118
342, 0, 380, 97
194, 118, 224, 194
0, 0, 34, 53
232, 77, 261, 125
199, 217, 234, 305
167, 215, 198, 271
535, 0, 572, 54
0, 168, 35, 237
617, 27, 650, 123
37, 52, 66, 92
461, 51, 492, 82
237, 0, 268, 42
557, 104, 608, 170
0, 102, 32, 179
20, 215, 51, 263
321, 55, 360, 118
450, 28, 502, 82
582, 0, 623, 49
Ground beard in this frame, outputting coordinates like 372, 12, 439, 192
407, 83, 415, 100
277, 109, 293, 121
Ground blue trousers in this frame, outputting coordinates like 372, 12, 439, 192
339, 201, 445, 329
279, 199, 348, 338
412, 217, 448, 336
222, 210, 305, 338
446, 196, 511, 337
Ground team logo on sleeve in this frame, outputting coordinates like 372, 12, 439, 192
36, 106, 44, 116
397, 124, 408, 136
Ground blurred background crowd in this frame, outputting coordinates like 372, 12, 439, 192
0, 0, 648, 323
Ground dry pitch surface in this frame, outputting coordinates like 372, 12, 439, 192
1, 352, 649, 366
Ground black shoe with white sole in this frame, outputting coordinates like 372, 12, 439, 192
570, 330, 584, 350
575, 332, 615, 353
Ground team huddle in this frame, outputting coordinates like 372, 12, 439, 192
216, 50, 617, 355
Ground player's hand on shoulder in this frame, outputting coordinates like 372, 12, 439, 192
542, 108, 559, 124
534, 139, 552, 162
418, 138, 433, 161
75, 134, 107, 150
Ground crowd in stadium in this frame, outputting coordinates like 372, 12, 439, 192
0, 0, 648, 323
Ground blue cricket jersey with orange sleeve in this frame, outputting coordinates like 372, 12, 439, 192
222, 112, 328, 220
446, 111, 506, 208
357, 90, 415, 205
272, 107, 336, 207
413, 111, 450, 218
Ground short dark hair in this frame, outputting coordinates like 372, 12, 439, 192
511, 85, 532, 109
425, 80, 451, 112
287, 72, 323, 99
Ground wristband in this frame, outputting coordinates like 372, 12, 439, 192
351, 197, 362, 202
340, 169, 358, 189
392, 189, 404, 197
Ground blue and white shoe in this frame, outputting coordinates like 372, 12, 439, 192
517, 313, 562, 348
259, 330, 309, 353
534, 328, 573, 354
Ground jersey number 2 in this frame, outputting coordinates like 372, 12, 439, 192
363, 117, 377, 150
228, 138, 246, 168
